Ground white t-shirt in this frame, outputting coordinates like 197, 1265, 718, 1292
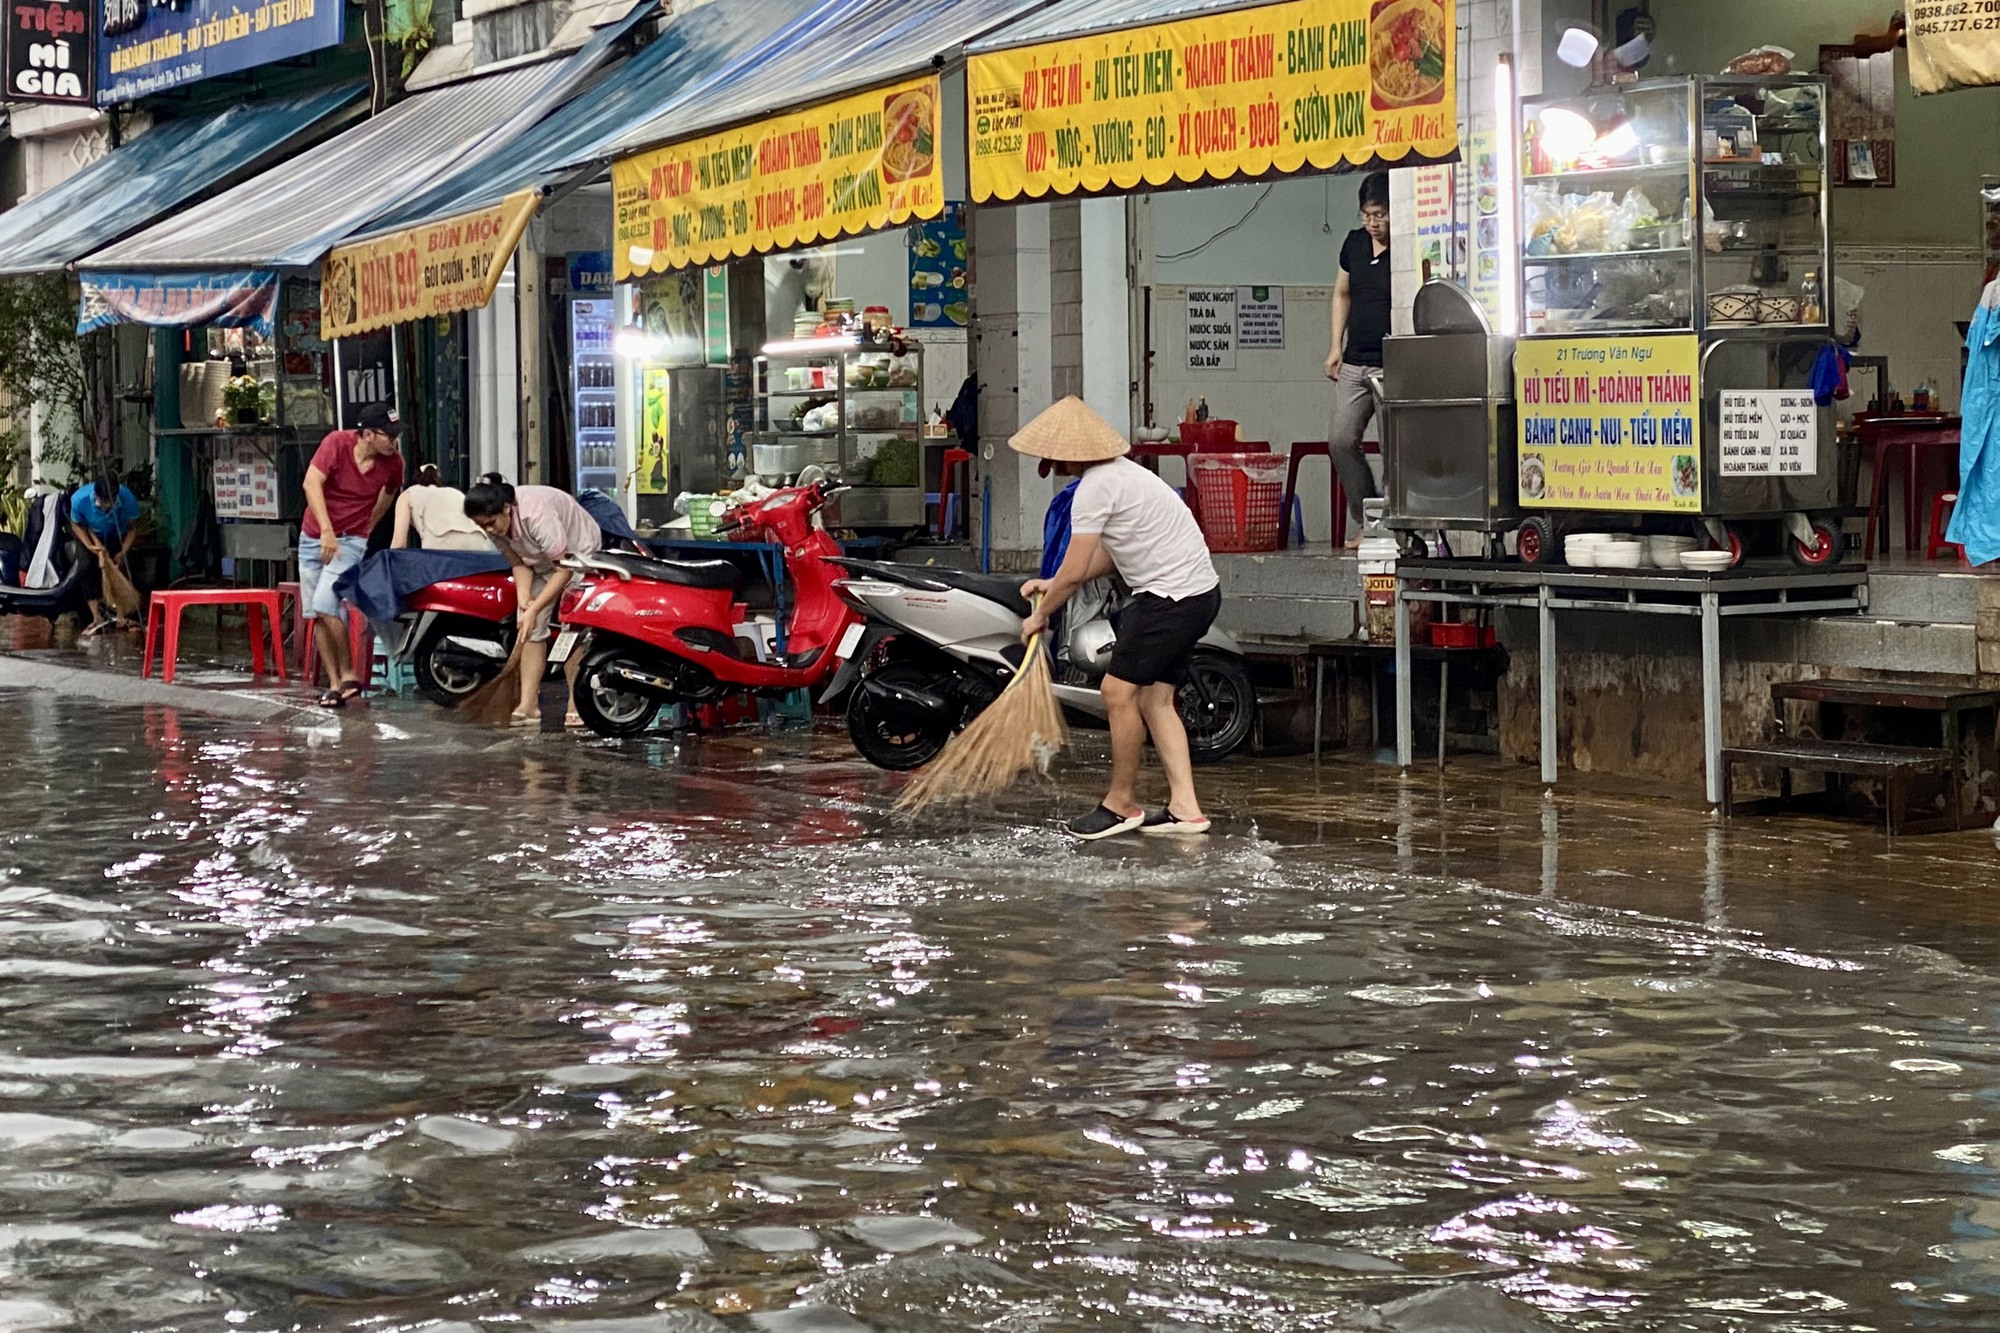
1070, 457, 1219, 600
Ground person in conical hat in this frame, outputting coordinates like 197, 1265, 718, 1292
1014, 397, 1221, 839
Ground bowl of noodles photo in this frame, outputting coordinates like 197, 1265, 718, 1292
1370, 0, 1448, 110
881, 87, 937, 185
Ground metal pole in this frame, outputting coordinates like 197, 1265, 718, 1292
1313, 655, 1325, 763
1437, 658, 1449, 768
1539, 582, 1556, 785
1395, 584, 1413, 768
1702, 589, 1723, 806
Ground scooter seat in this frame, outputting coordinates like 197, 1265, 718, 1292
848, 561, 1032, 618
587, 551, 744, 590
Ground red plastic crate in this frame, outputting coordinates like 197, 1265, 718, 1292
1429, 621, 1498, 649
1178, 419, 1240, 449
1189, 453, 1287, 553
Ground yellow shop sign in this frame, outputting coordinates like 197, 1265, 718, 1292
969, 0, 1457, 203
1515, 335, 1703, 514
321, 191, 540, 340
613, 74, 944, 281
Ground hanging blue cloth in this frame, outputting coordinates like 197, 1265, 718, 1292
1947, 299, 2000, 566
1808, 342, 1850, 406
1040, 479, 1079, 579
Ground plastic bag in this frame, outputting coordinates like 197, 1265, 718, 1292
1555, 191, 1614, 253
1610, 189, 1660, 252
1524, 183, 1562, 256
1724, 44, 1793, 75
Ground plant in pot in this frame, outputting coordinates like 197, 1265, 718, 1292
223, 376, 262, 424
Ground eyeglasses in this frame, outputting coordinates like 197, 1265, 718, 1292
1360, 209, 1390, 223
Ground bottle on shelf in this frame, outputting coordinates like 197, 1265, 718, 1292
1798, 270, 1822, 324
1912, 379, 1930, 413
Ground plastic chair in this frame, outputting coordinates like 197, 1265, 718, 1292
1928, 490, 1963, 561
928, 447, 972, 540
143, 589, 287, 686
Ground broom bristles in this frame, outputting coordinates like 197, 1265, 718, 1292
895, 637, 1068, 814
100, 555, 141, 619
459, 651, 526, 727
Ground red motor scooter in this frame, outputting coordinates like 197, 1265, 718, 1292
397, 570, 518, 706
550, 481, 862, 737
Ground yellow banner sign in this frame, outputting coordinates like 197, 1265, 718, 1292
1515, 334, 1702, 513
969, 0, 1457, 203
321, 190, 540, 340
612, 74, 944, 281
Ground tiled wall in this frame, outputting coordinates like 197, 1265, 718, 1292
1834, 246, 1983, 415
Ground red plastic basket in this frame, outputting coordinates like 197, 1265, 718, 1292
1189, 453, 1287, 553
1179, 419, 1239, 449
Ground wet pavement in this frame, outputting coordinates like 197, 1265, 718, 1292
6, 631, 2000, 1331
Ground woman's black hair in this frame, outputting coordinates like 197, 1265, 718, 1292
1358, 171, 1390, 212
414, 463, 443, 487
463, 474, 515, 519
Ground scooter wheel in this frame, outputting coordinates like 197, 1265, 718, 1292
847, 663, 956, 771
413, 624, 500, 708
574, 651, 662, 738
1181, 649, 1256, 763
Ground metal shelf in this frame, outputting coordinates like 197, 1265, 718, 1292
1522, 163, 1690, 185
761, 387, 917, 398
1525, 247, 1691, 262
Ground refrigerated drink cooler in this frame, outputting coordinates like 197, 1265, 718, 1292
571, 298, 617, 493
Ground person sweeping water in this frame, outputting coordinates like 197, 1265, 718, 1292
1017, 397, 1221, 839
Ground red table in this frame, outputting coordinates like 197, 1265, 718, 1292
1856, 413, 1960, 556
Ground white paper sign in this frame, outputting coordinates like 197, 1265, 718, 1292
1236, 285, 1284, 348
1185, 288, 1237, 370
212, 438, 281, 520
1717, 390, 1818, 477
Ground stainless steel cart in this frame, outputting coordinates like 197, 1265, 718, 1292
1381, 281, 1519, 553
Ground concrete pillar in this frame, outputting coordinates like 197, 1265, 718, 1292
1080, 196, 1133, 436
972, 201, 1053, 564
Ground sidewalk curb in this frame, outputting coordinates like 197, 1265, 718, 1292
0, 654, 324, 723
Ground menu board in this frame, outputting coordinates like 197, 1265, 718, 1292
1186, 288, 1237, 370
1515, 334, 1702, 513
1717, 390, 1818, 477
211, 437, 280, 520
969, 0, 1457, 203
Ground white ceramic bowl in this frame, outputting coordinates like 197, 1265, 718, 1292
1564, 535, 1605, 567
1681, 550, 1735, 572
1595, 543, 1645, 569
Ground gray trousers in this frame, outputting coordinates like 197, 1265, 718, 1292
1328, 362, 1382, 526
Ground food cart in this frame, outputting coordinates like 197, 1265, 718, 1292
1510, 73, 1843, 568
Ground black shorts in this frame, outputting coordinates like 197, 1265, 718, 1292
1107, 587, 1222, 687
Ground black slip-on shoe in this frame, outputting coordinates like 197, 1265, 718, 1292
1067, 805, 1146, 840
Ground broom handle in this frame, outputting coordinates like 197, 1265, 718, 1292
1000, 593, 1047, 698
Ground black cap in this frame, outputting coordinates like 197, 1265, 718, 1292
357, 405, 404, 439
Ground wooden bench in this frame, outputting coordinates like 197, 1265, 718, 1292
1721, 737, 1956, 835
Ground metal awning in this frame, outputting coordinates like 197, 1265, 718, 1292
966, 0, 1268, 50
356, 0, 823, 238
82, 6, 652, 274
593, 0, 1045, 162
0, 83, 363, 276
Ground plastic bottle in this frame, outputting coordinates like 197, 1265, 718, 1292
1798, 270, 1821, 324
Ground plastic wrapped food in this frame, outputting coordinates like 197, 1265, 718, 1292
1724, 45, 1792, 76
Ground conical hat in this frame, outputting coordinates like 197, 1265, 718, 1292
1008, 396, 1130, 462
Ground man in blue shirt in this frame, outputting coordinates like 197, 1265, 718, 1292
68, 467, 141, 637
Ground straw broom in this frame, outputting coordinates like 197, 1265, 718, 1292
459, 641, 527, 727
896, 597, 1068, 813
99, 554, 141, 621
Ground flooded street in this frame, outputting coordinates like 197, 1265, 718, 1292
7, 685, 2000, 1331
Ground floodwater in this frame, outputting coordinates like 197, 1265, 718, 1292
5, 687, 2000, 1332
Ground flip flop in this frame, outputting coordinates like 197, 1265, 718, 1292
317, 688, 345, 709
563, 712, 587, 730
509, 711, 541, 728
335, 681, 366, 704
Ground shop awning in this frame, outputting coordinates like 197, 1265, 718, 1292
596, 0, 1045, 279
0, 82, 363, 277
81, 6, 652, 275
596, 0, 1043, 161
962, 0, 1459, 204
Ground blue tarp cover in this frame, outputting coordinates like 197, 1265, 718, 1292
0, 82, 363, 276
335, 549, 511, 632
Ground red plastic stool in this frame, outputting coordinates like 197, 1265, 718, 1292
1928, 490, 1963, 560
143, 589, 287, 685
933, 447, 972, 539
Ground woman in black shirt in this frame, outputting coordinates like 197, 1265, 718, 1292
1324, 172, 1391, 546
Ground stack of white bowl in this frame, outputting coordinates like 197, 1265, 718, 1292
1594, 536, 1644, 569
1564, 532, 1609, 566
1645, 534, 1698, 569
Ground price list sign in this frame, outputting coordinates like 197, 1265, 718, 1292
1717, 390, 1818, 476
1514, 334, 1703, 513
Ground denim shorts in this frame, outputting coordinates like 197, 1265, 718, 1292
298, 533, 367, 618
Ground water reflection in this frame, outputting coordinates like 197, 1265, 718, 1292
1, 692, 1999, 1329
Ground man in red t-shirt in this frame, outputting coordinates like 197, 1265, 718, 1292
300, 405, 404, 705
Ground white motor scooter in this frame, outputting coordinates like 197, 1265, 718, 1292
824, 560, 1256, 771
